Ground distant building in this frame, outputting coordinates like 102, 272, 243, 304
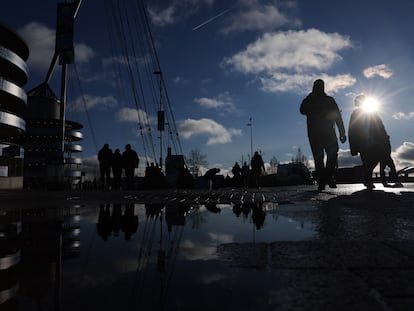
0, 23, 29, 189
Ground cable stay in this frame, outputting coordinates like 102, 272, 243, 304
102, 0, 185, 172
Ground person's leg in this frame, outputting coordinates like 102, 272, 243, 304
325, 141, 339, 188
360, 151, 378, 189
99, 164, 105, 189
309, 139, 325, 189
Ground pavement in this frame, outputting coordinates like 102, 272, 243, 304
2, 183, 414, 310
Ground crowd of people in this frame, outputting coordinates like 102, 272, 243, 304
97, 143, 139, 190
300, 79, 401, 191
96, 79, 400, 192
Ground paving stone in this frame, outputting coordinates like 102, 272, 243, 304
267, 270, 385, 311
355, 270, 414, 297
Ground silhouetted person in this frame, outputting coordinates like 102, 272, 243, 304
241, 161, 250, 188
204, 168, 220, 189
122, 203, 138, 240
380, 141, 400, 187
122, 144, 139, 189
300, 79, 346, 190
112, 148, 123, 190
144, 162, 168, 189
349, 94, 400, 189
232, 162, 242, 186
252, 202, 266, 230
96, 204, 111, 241
98, 144, 113, 189
251, 151, 265, 188
111, 204, 123, 236
232, 203, 242, 217
205, 203, 221, 213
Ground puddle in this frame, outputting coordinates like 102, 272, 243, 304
0, 202, 316, 310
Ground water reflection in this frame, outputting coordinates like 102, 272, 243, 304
0, 204, 80, 310
97, 204, 138, 241
1, 201, 315, 310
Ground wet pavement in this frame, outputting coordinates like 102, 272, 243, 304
1, 183, 414, 310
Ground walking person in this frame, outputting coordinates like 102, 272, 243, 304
122, 144, 139, 190
379, 138, 401, 187
349, 94, 401, 189
300, 79, 346, 191
251, 151, 265, 188
232, 162, 242, 187
97, 143, 113, 189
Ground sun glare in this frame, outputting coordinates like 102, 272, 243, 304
361, 96, 380, 113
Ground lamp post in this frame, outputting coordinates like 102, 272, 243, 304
247, 117, 253, 164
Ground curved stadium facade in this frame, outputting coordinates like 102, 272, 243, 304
0, 24, 29, 189
0, 23, 83, 189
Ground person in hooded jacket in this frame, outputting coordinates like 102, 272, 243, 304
300, 79, 347, 190
349, 94, 400, 189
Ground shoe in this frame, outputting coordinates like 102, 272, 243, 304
364, 182, 375, 190
318, 183, 326, 191
328, 181, 337, 188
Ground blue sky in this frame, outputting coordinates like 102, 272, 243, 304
3, 0, 414, 176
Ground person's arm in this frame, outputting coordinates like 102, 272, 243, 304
333, 99, 346, 143
300, 95, 312, 115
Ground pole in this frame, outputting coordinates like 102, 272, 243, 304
247, 117, 253, 164
154, 71, 163, 169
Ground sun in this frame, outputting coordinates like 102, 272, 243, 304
361, 96, 380, 113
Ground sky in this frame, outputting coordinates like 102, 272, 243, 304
2, 0, 414, 176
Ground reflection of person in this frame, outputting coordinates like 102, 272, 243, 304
349, 94, 400, 189
252, 202, 266, 230
112, 149, 123, 190
122, 204, 138, 240
96, 204, 111, 241
251, 151, 265, 188
241, 162, 250, 188
122, 144, 139, 189
300, 79, 346, 190
98, 144, 113, 189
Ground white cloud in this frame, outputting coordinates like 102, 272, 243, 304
393, 142, 414, 169
223, 29, 354, 94
179, 239, 218, 261
74, 43, 95, 64
208, 232, 234, 243
221, 2, 301, 34
337, 148, 363, 168
117, 107, 153, 124
363, 64, 393, 79
194, 92, 237, 113
173, 76, 189, 85
148, 0, 216, 27
225, 29, 351, 73
260, 73, 356, 93
392, 112, 414, 120
18, 22, 55, 70
70, 95, 118, 111
179, 118, 242, 145
18, 22, 95, 73
148, 5, 176, 27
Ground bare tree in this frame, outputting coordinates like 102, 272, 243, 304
186, 149, 208, 176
